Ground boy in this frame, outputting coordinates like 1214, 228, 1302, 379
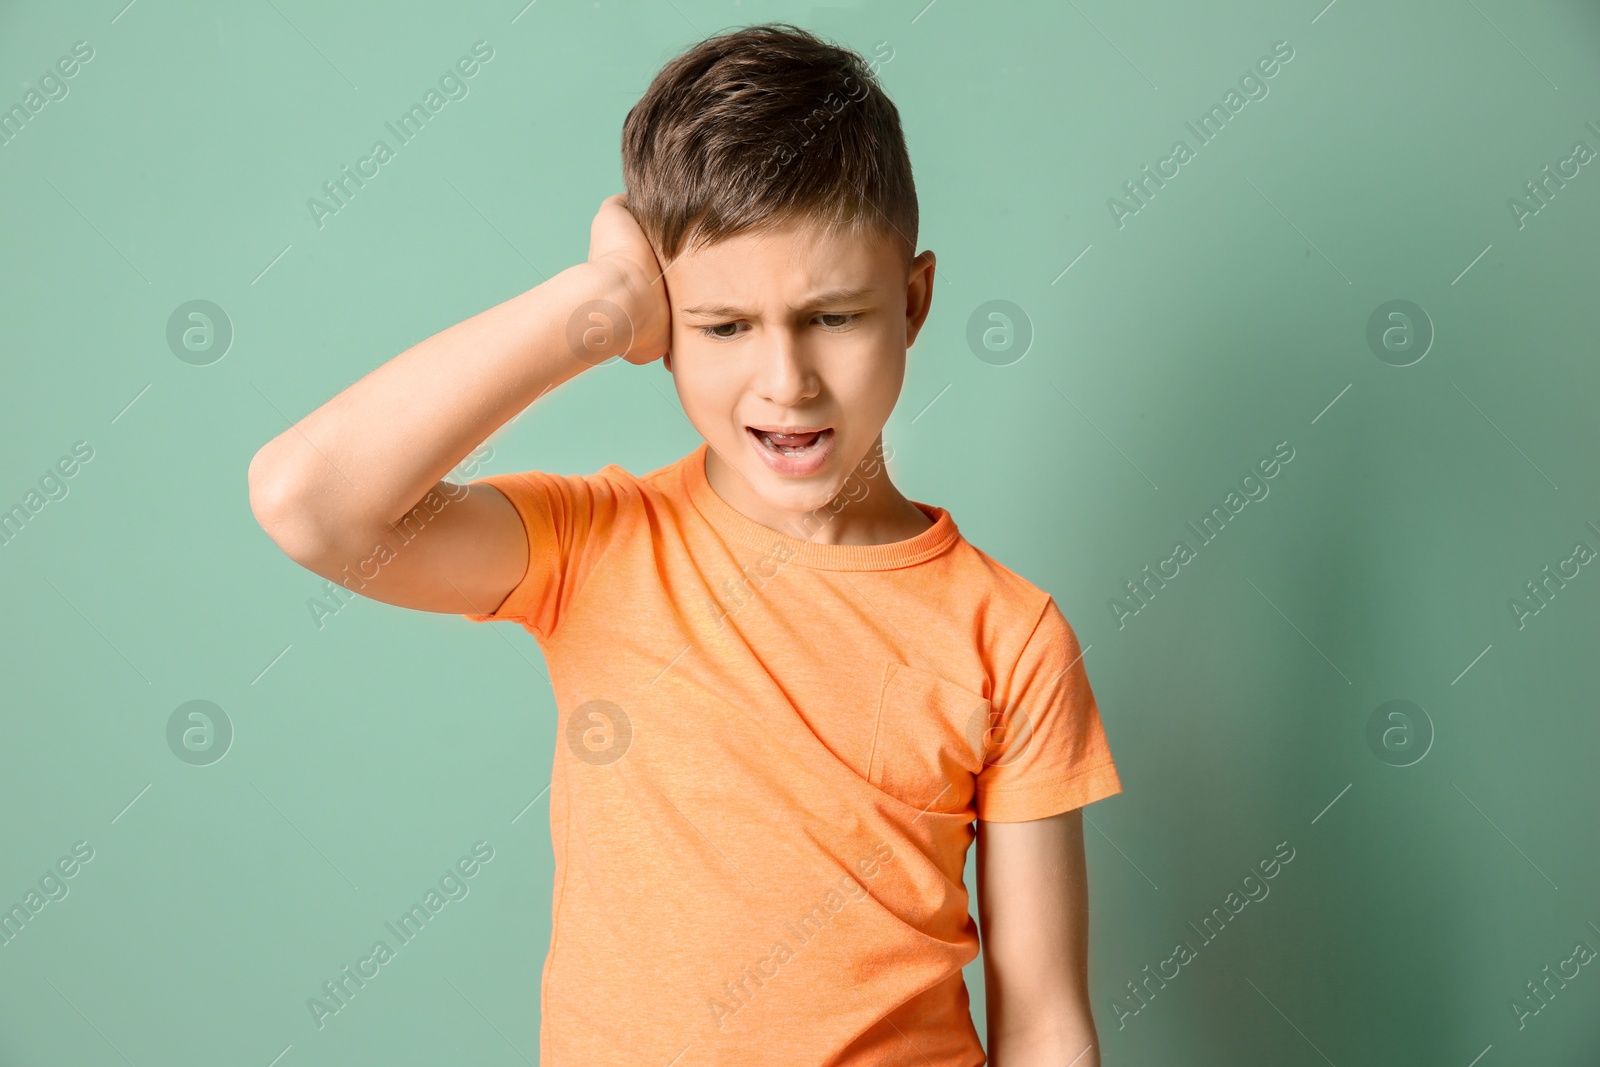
249, 22, 1121, 1067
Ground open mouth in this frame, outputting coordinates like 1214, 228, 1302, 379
747, 426, 833, 455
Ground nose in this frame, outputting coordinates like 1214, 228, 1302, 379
752, 328, 820, 408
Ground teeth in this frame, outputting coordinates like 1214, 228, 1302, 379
756, 429, 825, 455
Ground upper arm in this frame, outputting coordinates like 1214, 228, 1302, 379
974, 598, 1122, 823
286, 465, 632, 642
975, 809, 1097, 1051
259, 476, 532, 617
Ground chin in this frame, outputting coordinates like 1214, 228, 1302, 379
762, 477, 843, 515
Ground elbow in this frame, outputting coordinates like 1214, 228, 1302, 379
248, 444, 329, 565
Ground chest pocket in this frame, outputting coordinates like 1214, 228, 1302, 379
867, 662, 991, 815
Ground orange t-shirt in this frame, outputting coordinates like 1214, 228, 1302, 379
462, 441, 1121, 1066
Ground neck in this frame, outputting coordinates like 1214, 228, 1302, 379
705, 435, 932, 547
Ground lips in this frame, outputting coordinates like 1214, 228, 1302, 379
748, 425, 827, 447
747, 424, 829, 434
745, 425, 835, 475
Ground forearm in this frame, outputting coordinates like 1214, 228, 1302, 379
247, 260, 622, 557
986, 1010, 1100, 1067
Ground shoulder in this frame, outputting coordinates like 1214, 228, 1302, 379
480, 453, 658, 500
915, 523, 1076, 685
946, 533, 1060, 634
597, 445, 709, 497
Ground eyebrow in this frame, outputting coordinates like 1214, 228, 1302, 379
678, 285, 877, 319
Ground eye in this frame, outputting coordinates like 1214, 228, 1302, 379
694, 313, 858, 341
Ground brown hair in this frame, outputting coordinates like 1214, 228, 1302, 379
621, 23, 915, 271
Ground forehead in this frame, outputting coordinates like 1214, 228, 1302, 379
669, 217, 902, 311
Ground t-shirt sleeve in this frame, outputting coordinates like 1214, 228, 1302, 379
459, 465, 633, 641
974, 597, 1122, 822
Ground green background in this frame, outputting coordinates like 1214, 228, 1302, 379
3, 0, 1599, 1063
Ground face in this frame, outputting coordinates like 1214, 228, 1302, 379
660, 216, 936, 525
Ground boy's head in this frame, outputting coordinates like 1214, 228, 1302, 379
622, 23, 935, 520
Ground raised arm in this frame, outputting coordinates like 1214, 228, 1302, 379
975, 809, 1101, 1067
246, 194, 670, 616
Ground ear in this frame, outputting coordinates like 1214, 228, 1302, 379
904, 250, 937, 349
663, 349, 673, 372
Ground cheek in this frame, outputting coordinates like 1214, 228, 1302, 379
668, 354, 740, 414
833, 344, 904, 408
